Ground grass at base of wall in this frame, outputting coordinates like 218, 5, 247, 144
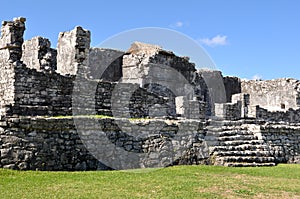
1, 164, 299, 199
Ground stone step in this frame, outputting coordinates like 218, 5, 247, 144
219, 156, 275, 163
207, 120, 224, 126
219, 139, 265, 146
206, 120, 276, 167
206, 130, 255, 137
217, 135, 257, 141
224, 162, 276, 167
205, 127, 223, 133
214, 150, 272, 157
212, 144, 270, 152
219, 130, 255, 137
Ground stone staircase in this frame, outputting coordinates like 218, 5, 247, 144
205, 120, 276, 167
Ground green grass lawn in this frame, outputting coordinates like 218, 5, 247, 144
1, 164, 299, 199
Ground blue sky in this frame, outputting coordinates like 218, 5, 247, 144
1, 0, 299, 80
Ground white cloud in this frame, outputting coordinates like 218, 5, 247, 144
199, 35, 228, 47
175, 21, 183, 27
252, 74, 262, 80
170, 21, 184, 28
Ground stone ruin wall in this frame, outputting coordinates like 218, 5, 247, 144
260, 124, 300, 164
0, 17, 210, 170
22, 36, 57, 71
0, 117, 208, 170
0, 17, 299, 170
241, 78, 300, 111
0, 17, 25, 113
0, 18, 209, 119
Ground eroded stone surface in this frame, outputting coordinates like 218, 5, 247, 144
0, 16, 299, 170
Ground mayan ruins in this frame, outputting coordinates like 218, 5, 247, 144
0, 17, 299, 171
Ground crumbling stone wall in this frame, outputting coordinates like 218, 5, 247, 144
0, 18, 75, 117
175, 96, 207, 119
261, 124, 300, 164
122, 42, 195, 97
1, 16, 300, 170
57, 26, 90, 76
0, 17, 26, 111
0, 17, 25, 62
122, 42, 213, 117
22, 36, 57, 71
7, 65, 74, 116
231, 93, 250, 118
214, 101, 241, 120
95, 81, 170, 118
0, 117, 208, 170
241, 79, 300, 111
254, 105, 300, 123
0, 117, 102, 170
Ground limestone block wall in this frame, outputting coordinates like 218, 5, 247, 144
0, 17, 76, 117
198, 70, 227, 104
122, 43, 212, 117
6, 65, 74, 116
123, 42, 195, 98
0, 18, 92, 117
89, 48, 124, 81
5, 69, 176, 118
198, 70, 227, 116
241, 79, 300, 110
214, 101, 242, 120
175, 96, 207, 119
124, 42, 196, 83
0, 117, 209, 170
0, 61, 16, 112
95, 81, 171, 118
254, 106, 300, 123
0, 117, 106, 170
261, 124, 300, 164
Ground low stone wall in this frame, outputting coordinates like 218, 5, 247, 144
0, 117, 100, 170
261, 124, 300, 163
214, 101, 241, 120
255, 106, 300, 123
0, 116, 208, 170
8, 64, 74, 116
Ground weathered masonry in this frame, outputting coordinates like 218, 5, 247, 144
0, 17, 299, 170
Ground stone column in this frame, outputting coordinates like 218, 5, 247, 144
232, 93, 250, 118
0, 17, 26, 62
175, 96, 203, 119
57, 26, 90, 76
0, 17, 26, 112
22, 36, 57, 71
